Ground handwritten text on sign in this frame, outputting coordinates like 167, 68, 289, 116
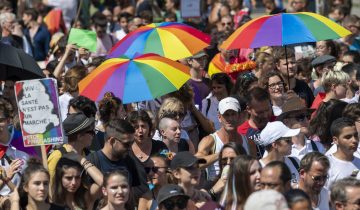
15, 79, 63, 146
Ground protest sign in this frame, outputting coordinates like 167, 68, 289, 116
68, 28, 97, 52
15, 78, 63, 147
180, 0, 201, 18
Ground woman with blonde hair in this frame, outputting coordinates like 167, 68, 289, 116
254, 52, 275, 79
155, 97, 195, 154
59, 65, 88, 121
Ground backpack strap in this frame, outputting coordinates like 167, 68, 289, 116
310, 140, 319, 152
205, 98, 211, 117
58, 146, 68, 156
288, 156, 300, 172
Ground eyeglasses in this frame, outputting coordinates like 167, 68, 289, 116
145, 166, 167, 174
268, 81, 284, 89
162, 196, 189, 210
259, 182, 282, 189
288, 113, 310, 122
311, 175, 329, 182
220, 157, 235, 166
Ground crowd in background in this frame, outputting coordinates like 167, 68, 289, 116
0, 0, 359, 209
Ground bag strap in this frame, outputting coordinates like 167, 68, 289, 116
205, 98, 211, 117
288, 157, 300, 172
310, 140, 319, 152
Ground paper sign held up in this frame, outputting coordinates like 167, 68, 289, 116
68, 28, 97, 52
15, 78, 63, 147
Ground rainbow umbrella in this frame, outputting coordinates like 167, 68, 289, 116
208, 53, 226, 77
221, 12, 351, 50
108, 22, 211, 60
79, 53, 190, 104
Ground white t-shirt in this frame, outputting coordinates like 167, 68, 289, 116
313, 188, 330, 210
259, 156, 300, 184
326, 144, 360, 159
326, 154, 360, 189
272, 105, 282, 116
291, 139, 325, 160
201, 96, 220, 130
59, 92, 73, 122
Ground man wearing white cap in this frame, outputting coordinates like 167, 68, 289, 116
259, 121, 301, 183
196, 97, 252, 181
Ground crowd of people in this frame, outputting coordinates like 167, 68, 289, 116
0, 0, 359, 210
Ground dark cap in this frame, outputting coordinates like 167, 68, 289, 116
311, 55, 336, 67
63, 112, 95, 136
277, 96, 315, 121
170, 151, 206, 170
157, 184, 189, 204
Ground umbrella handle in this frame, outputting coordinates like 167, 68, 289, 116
285, 46, 290, 89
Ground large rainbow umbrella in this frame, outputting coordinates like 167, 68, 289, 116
78, 54, 190, 104
221, 12, 351, 50
108, 22, 211, 60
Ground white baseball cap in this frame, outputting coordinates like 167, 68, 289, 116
244, 190, 289, 210
259, 121, 300, 146
218, 97, 240, 114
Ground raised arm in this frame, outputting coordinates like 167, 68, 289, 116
195, 135, 219, 169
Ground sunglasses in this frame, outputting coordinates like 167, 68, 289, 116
162, 111, 185, 119
220, 157, 235, 166
114, 137, 133, 148
311, 175, 329, 182
145, 166, 167, 174
162, 197, 188, 210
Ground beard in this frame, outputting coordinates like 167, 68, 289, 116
111, 146, 128, 160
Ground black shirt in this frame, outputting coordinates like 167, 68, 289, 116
86, 150, 149, 201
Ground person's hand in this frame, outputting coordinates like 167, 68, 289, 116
78, 47, 90, 59
211, 176, 227, 193
9, 187, 19, 203
5, 159, 24, 180
285, 90, 297, 99
64, 44, 77, 56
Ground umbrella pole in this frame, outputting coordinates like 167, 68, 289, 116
284, 45, 290, 88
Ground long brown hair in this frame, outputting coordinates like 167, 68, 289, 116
222, 155, 257, 210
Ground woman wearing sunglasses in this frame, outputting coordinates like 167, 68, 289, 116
138, 156, 169, 210
208, 142, 246, 201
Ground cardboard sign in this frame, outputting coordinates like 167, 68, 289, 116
15, 78, 63, 147
180, 0, 201, 18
